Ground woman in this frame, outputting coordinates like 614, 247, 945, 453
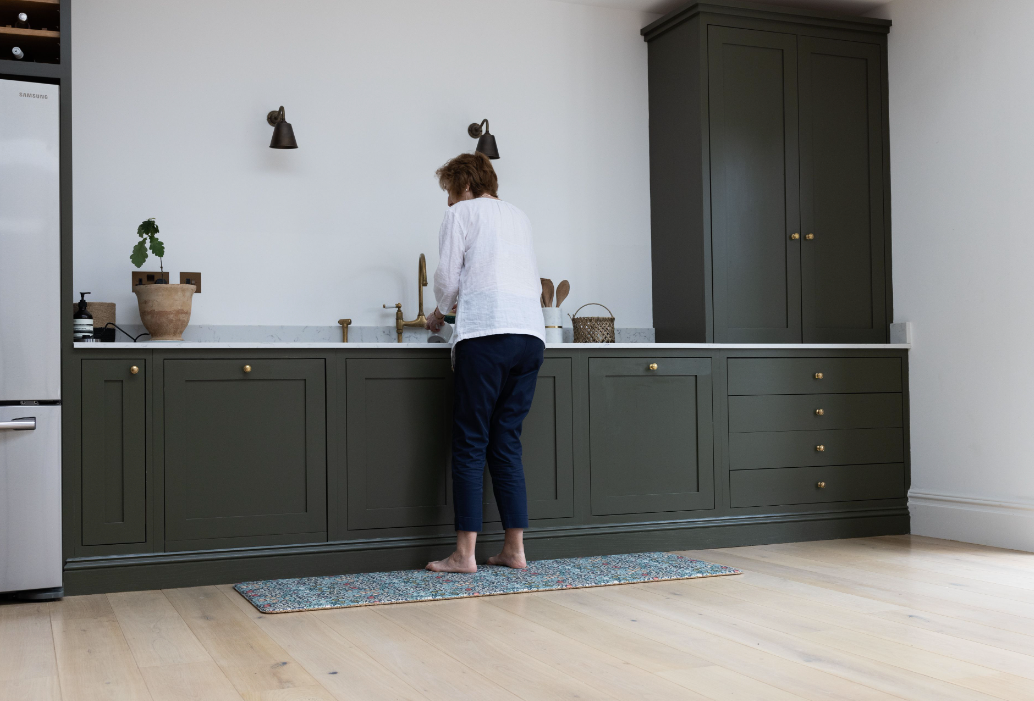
425, 152, 545, 573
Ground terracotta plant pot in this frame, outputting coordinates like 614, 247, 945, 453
133, 283, 195, 341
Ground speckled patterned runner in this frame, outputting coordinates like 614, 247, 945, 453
234, 552, 741, 613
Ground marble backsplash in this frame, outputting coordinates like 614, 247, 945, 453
110, 324, 656, 344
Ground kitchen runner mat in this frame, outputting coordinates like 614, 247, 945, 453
235, 552, 740, 613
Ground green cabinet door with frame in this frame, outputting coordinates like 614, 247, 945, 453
708, 26, 802, 343
482, 357, 575, 522
163, 359, 327, 549
345, 358, 454, 530
799, 37, 887, 343
589, 357, 714, 515
81, 359, 147, 546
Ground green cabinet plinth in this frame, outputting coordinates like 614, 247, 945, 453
81, 359, 147, 546
588, 357, 714, 515
163, 359, 327, 549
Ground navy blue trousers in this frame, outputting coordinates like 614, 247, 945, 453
452, 334, 545, 532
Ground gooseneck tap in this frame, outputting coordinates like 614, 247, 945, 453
383, 254, 429, 343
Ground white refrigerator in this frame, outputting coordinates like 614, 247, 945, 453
0, 77, 63, 599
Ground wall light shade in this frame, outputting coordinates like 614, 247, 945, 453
468, 119, 499, 159
267, 106, 298, 149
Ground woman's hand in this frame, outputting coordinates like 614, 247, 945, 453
426, 307, 445, 333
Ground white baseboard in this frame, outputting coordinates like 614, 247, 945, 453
909, 491, 1034, 553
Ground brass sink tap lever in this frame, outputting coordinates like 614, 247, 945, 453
383, 254, 429, 343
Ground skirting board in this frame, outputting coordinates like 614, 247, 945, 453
909, 490, 1034, 553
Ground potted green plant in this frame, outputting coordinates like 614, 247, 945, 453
131, 218, 195, 341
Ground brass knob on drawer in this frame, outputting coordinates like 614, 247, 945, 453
815, 409, 825, 416
814, 372, 824, 380
805, 233, 815, 240
243, 365, 252, 373
816, 445, 825, 452
817, 481, 826, 489
648, 363, 658, 371
790, 233, 800, 240
130, 366, 139, 375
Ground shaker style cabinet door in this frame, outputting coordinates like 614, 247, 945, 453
483, 358, 575, 522
799, 37, 887, 343
589, 358, 714, 515
164, 359, 327, 549
708, 26, 802, 343
81, 359, 147, 546
345, 359, 454, 529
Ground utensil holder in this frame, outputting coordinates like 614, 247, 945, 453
542, 307, 563, 343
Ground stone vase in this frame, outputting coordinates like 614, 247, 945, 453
133, 283, 195, 341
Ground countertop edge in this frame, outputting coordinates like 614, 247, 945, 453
73, 342, 912, 350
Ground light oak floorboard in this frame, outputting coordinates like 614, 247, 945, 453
139, 661, 245, 701
107, 590, 212, 668
51, 610, 154, 701
0, 602, 58, 683
0, 675, 62, 701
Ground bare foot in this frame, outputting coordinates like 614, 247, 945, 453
487, 551, 527, 569
426, 552, 477, 573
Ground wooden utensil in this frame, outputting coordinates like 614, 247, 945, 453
555, 280, 570, 308
541, 278, 554, 308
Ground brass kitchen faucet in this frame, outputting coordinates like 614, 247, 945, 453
383, 253, 428, 343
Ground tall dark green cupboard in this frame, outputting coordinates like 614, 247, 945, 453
644, 2, 892, 343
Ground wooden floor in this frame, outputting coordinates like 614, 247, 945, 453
3, 535, 1034, 700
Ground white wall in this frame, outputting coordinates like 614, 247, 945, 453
72, 0, 656, 328
871, 0, 1034, 550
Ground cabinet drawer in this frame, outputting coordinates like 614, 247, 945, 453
729, 427, 903, 470
728, 358, 901, 395
730, 464, 905, 507
729, 393, 903, 433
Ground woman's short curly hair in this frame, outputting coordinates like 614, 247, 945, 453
435, 152, 498, 199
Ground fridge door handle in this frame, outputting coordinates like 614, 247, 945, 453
0, 417, 36, 431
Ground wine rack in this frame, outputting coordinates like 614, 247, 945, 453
1, 0, 60, 65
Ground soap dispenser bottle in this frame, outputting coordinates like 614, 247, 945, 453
73, 292, 93, 342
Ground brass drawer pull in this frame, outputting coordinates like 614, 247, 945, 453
815, 445, 825, 452
815, 409, 824, 416
814, 372, 824, 380
243, 365, 252, 373
816, 481, 826, 489
130, 366, 139, 375
805, 233, 815, 240
790, 233, 800, 240
648, 363, 658, 371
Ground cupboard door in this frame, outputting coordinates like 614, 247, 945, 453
81, 360, 147, 545
346, 359, 453, 529
799, 37, 887, 343
483, 358, 574, 522
164, 359, 326, 548
708, 26, 801, 343
589, 358, 714, 515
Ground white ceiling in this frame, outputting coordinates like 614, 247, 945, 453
559, 0, 892, 17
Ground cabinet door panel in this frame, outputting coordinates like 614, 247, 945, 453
483, 358, 574, 521
346, 359, 453, 529
589, 358, 713, 515
709, 26, 801, 343
800, 37, 887, 342
81, 359, 147, 545
164, 359, 326, 546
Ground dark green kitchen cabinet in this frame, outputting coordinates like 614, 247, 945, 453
588, 357, 714, 515
163, 359, 327, 549
81, 359, 147, 546
643, 2, 892, 343
345, 358, 454, 530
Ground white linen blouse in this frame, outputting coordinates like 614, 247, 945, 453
433, 197, 546, 347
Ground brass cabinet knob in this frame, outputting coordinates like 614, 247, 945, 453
130, 366, 139, 375
243, 365, 252, 373
814, 372, 824, 379
815, 445, 825, 452
648, 363, 658, 371
815, 409, 825, 416
790, 233, 800, 240
816, 481, 826, 489
805, 233, 815, 240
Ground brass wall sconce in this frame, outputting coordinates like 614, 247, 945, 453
467, 119, 499, 159
267, 106, 298, 149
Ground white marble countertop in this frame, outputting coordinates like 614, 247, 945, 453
74, 341, 911, 350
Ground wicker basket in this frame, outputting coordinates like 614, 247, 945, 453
570, 303, 615, 343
